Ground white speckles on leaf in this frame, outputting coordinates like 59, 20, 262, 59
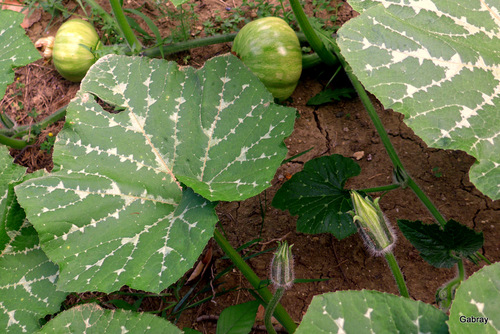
112, 83, 127, 96
338, 0, 500, 199
13, 54, 293, 295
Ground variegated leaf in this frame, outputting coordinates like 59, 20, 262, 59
0, 10, 41, 100
337, 0, 500, 199
1, 148, 67, 333
38, 303, 182, 333
449, 262, 500, 333
297, 290, 448, 333
15, 54, 295, 293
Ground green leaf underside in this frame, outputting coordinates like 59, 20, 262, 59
296, 290, 448, 334
338, 0, 500, 200
15, 54, 295, 293
38, 303, 182, 333
449, 262, 500, 333
272, 155, 359, 239
0, 10, 42, 101
216, 300, 260, 334
1, 149, 67, 334
398, 219, 484, 268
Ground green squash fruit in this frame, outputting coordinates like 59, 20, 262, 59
52, 19, 101, 82
232, 17, 302, 101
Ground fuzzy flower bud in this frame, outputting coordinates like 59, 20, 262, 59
270, 241, 294, 289
349, 191, 395, 256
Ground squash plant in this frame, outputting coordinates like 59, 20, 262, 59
1, 0, 499, 332
0, 10, 41, 101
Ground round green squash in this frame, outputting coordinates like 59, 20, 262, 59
52, 19, 101, 82
232, 17, 302, 101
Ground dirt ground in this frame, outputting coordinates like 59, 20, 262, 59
2, 0, 499, 333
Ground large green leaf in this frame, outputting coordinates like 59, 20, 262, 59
0, 10, 41, 101
296, 290, 448, 333
398, 219, 484, 268
0, 148, 67, 333
272, 154, 359, 239
38, 303, 182, 333
0, 148, 26, 250
337, 0, 500, 200
15, 54, 295, 293
449, 262, 500, 333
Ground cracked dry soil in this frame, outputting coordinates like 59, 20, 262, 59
2, 1, 499, 333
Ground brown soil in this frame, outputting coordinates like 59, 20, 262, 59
2, 1, 499, 333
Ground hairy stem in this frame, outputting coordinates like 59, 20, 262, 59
265, 287, 286, 334
384, 252, 410, 298
213, 229, 297, 333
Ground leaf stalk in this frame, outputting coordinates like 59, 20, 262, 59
384, 252, 410, 298
288, 0, 338, 66
109, 0, 142, 53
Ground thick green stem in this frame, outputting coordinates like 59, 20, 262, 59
301, 53, 323, 69
16, 107, 67, 137
0, 106, 67, 149
330, 45, 449, 228
142, 32, 318, 65
359, 184, 400, 194
265, 287, 285, 334
83, 0, 118, 32
0, 133, 29, 149
214, 229, 297, 333
406, 178, 447, 227
142, 33, 237, 58
109, 0, 142, 53
384, 252, 409, 298
288, 0, 338, 66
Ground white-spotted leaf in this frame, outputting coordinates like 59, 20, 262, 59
296, 290, 448, 333
337, 0, 500, 200
448, 262, 500, 333
0, 10, 41, 100
1, 148, 67, 334
15, 54, 295, 293
38, 303, 182, 333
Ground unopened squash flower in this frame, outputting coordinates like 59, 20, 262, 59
349, 190, 396, 256
270, 241, 294, 289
